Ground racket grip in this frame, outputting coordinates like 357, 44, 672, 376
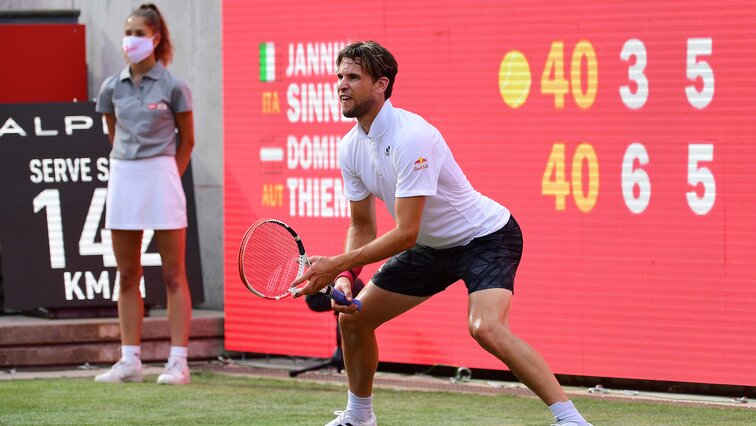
324, 285, 362, 311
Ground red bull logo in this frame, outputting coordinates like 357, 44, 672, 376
413, 157, 429, 171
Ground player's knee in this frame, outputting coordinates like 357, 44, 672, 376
338, 312, 357, 333
338, 311, 371, 335
468, 317, 507, 346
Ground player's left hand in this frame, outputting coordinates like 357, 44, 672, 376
331, 276, 360, 314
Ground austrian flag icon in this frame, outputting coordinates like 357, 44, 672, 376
413, 157, 429, 171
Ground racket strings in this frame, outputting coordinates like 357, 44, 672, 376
242, 223, 302, 298
266, 255, 299, 294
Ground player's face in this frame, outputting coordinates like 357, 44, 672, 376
337, 59, 379, 119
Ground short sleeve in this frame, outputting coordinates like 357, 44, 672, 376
339, 137, 370, 202
95, 75, 115, 114
171, 78, 193, 113
394, 127, 444, 198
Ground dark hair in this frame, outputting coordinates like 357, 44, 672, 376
129, 3, 173, 65
337, 41, 398, 99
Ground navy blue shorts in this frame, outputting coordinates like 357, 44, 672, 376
372, 216, 523, 297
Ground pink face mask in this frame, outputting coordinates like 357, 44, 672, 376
122, 35, 156, 64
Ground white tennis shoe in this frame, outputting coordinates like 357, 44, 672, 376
156, 359, 190, 385
325, 410, 377, 426
551, 421, 593, 426
94, 358, 144, 383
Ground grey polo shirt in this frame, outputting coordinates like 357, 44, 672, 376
96, 61, 192, 160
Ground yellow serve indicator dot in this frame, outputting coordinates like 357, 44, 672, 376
498, 50, 531, 108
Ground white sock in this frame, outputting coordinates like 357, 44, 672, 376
121, 345, 141, 364
345, 390, 373, 421
168, 346, 188, 364
549, 400, 588, 425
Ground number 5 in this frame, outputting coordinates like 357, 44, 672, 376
687, 144, 715, 215
685, 38, 714, 109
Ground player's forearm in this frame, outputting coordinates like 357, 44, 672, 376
344, 222, 376, 253
337, 225, 416, 272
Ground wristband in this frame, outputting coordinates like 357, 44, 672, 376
336, 266, 363, 285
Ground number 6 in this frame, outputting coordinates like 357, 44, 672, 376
622, 143, 651, 214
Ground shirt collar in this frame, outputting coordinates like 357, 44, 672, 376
118, 61, 166, 82
359, 99, 394, 139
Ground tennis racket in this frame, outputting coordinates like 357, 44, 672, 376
238, 218, 362, 310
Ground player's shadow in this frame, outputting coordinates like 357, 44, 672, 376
289, 278, 364, 377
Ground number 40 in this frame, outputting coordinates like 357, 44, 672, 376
541, 143, 600, 212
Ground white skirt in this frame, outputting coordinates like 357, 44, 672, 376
106, 156, 187, 230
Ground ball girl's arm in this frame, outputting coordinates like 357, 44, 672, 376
103, 113, 116, 145
174, 111, 195, 176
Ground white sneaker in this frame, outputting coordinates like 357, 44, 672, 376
94, 359, 143, 383
156, 359, 190, 385
325, 410, 377, 426
551, 421, 593, 426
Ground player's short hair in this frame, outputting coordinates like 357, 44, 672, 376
337, 41, 398, 99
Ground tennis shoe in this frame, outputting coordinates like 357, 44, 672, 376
551, 421, 593, 426
325, 410, 377, 426
94, 358, 143, 383
156, 359, 190, 385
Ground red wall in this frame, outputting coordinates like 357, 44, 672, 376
223, 0, 756, 387
0, 24, 87, 103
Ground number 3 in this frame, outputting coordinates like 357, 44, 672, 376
619, 39, 648, 110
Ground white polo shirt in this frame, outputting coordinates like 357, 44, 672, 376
339, 100, 510, 249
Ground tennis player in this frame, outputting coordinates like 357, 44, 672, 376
293, 40, 592, 426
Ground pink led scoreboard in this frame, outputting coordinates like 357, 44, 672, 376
223, 1, 756, 386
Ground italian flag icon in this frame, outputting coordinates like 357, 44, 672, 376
259, 42, 275, 82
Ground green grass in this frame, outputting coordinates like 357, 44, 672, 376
0, 371, 752, 425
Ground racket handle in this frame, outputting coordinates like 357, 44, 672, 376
323, 285, 362, 311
